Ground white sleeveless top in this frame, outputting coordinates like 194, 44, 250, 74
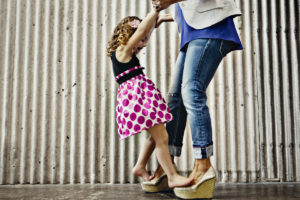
174, 0, 241, 29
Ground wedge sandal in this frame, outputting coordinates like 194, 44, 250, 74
174, 166, 216, 199
141, 174, 172, 193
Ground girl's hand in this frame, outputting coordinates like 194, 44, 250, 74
155, 13, 173, 28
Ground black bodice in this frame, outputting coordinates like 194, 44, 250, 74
111, 52, 144, 84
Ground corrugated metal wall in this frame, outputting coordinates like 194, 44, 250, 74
0, 0, 299, 184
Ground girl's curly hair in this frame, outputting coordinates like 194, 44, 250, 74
106, 16, 142, 57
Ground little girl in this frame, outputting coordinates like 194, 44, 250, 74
106, 9, 193, 188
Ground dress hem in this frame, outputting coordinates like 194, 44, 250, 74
118, 117, 173, 140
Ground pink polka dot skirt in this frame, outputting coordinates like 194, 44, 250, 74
116, 74, 173, 140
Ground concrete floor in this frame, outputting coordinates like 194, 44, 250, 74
0, 183, 299, 200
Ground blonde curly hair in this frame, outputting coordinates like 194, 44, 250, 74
106, 16, 142, 57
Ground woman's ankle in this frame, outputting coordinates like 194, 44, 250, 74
194, 158, 211, 172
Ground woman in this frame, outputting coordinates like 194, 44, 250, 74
142, 0, 243, 198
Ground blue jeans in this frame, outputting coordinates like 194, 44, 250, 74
167, 38, 238, 159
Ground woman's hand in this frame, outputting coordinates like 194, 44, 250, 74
155, 13, 174, 28
152, 0, 185, 11
155, 15, 165, 28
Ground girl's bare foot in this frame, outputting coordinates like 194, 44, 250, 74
168, 174, 194, 188
188, 169, 205, 186
132, 165, 151, 181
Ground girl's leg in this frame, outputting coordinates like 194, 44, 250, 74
132, 50, 186, 181
147, 123, 193, 188
150, 50, 187, 180
132, 136, 155, 181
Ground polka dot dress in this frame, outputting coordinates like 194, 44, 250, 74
116, 72, 173, 140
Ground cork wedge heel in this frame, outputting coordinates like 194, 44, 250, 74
174, 167, 216, 199
141, 174, 172, 193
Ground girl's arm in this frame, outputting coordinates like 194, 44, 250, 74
123, 10, 159, 54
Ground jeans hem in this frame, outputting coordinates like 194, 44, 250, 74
193, 144, 213, 159
168, 145, 182, 157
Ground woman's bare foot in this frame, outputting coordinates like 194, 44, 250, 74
132, 165, 151, 181
168, 174, 194, 188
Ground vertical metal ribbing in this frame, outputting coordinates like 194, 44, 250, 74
19, 0, 31, 184
85, 0, 94, 183
39, 0, 51, 184
279, 0, 293, 182
236, 52, 247, 182
75, 0, 84, 184
158, 10, 167, 96
89, 0, 99, 184
270, 0, 283, 181
9, 0, 21, 184
78, 0, 88, 184
208, 74, 217, 172
252, 0, 265, 182
236, 50, 247, 181
0, 0, 12, 185
29, 0, 41, 184
261, 0, 274, 180
0, 0, 4, 182
59, 0, 67, 184
226, 53, 238, 182
99, 0, 108, 184
243, 0, 257, 182
214, 61, 224, 181
251, 0, 261, 183
168, 5, 179, 90
95, 0, 105, 183
217, 61, 228, 182
49, 0, 60, 184
289, 0, 300, 182
234, 0, 246, 182
69, 0, 79, 184
59, 0, 71, 184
